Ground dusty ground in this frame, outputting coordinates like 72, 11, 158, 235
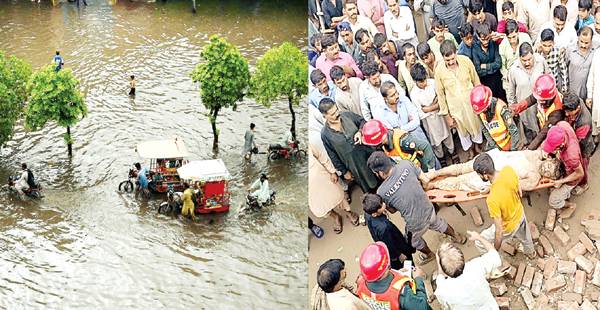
308, 148, 600, 309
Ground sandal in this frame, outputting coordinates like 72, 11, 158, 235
452, 233, 467, 245
418, 253, 435, 265
571, 184, 589, 196
333, 213, 343, 234
489, 268, 509, 280
344, 191, 352, 204
311, 225, 324, 238
347, 211, 359, 226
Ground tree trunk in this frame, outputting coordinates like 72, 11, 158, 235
288, 97, 296, 141
67, 126, 73, 157
210, 107, 220, 151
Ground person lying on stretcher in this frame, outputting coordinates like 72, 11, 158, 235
423, 148, 562, 193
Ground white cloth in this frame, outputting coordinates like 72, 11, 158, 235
309, 104, 326, 135
410, 79, 452, 147
383, 7, 417, 42
534, 21, 577, 50
550, 0, 579, 29
326, 288, 371, 310
16, 170, 29, 193
434, 250, 501, 310
588, 50, 600, 135
359, 73, 404, 120
250, 179, 270, 204
521, 0, 551, 40
344, 15, 380, 37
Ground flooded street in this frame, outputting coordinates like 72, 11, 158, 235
0, 0, 307, 308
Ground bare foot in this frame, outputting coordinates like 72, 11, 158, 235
559, 202, 577, 219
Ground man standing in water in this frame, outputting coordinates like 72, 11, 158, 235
53, 51, 64, 72
129, 75, 136, 97
243, 123, 257, 160
181, 182, 196, 220
134, 162, 150, 196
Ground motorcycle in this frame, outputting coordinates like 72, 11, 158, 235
242, 190, 276, 211
7, 176, 43, 199
268, 141, 306, 161
158, 189, 183, 215
118, 168, 139, 192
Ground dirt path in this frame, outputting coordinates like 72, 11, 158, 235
309, 150, 600, 309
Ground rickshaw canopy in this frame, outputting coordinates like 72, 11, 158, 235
136, 138, 189, 159
177, 159, 231, 182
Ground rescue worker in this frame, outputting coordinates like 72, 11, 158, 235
361, 119, 438, 172
562, 92, 594, 195
510, 74, 563, 132
470, 85, 522, 151
356, 242, 431, 310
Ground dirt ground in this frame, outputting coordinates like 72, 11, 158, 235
308, 148, 600, 309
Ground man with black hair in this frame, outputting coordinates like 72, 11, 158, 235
458, 23, 476, 61
243, 123, 258, 160
316, 259, 371, 310
527, 109, 567, 150
362, 193, 415, 270
535, 5, 578, 50
427, 17, 459, 61
331, 65, 363, 115
396, 42, 419, 92
566, 26, 595, 100
416, 42, 437, 78
309, 69, 336, 108
538, 29, 570, 94
384, 0, 419, 48
373, 32, 399, 77
432, 0, 469, 43
507, 42, 548, 143
134, 162, 150, 196
316, 34, 363, 81
563, 92, 593, 194
343, 0, 379, 36
496, 1, 528, 44
468, 0, 498, 36
322, 0, 345, 30
367, 151, 466, 264
359, 60, 404, 120
576, 0, 595, 30
500, 20, 533, 93
320, 98, 379, 194
309, 33, 323, 68
355, 29, 375, 68
473, 23, 506, 101
435, 40, 483, 158
337, 22, 362, 63
472, 152, 536, 259
434, 231, 502, 309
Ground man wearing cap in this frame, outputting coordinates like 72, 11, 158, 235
337, 22, 362, 63
510, 74, 564, 134
362, 119, 438, 172
470, 85, 522, 151
367, 151, 466, 264
542, 121, 584, 215
562, 92, 594, 195
356, 242, 431, 310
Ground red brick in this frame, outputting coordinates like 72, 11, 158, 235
576, 255, 595, 274
543, 257, 557, 279
545, 275, 566, 292
557, 260, 577, 275
553, 226, 570, 246
562, 292, 583, 304
522, 266, 535, 288
536, 258, 545, 271
580, 232, 597, 254
575, 270, 586, 294
568, 242, 588, 260
545, 209, 557, 231
508, 266, 517, 280
469, 207, 483, 226
535, 245, 544, 258
500, 242, 515, 256
520, 288, 535, 310
495, 296, 509, 310
592, 262, 600, 287
558, 301, 580, 310
539, 235, 554, 256
581, 299, 597, 310
515, 262, 526, 286
490, 282, 507, 296
529, 222, 540, 240
533, 293, 549, 310
531, 272, 543, 297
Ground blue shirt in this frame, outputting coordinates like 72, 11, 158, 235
576, 15, 595, 31
138, 167, 149, 189
53, 55, 63, 71
373, 96, 426, 140
472, 41, 502, 77
458, 42, 474, 61
308, 81, 336, 108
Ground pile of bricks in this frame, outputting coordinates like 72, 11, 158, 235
478, 210, 600, 309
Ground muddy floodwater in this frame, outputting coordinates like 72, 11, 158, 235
0, 0, 307, 308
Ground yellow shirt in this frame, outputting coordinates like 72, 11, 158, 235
182, 188, 194, 209
486, 166, 523, 234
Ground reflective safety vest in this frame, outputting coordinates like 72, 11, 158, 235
356, 269, 417, 310
382, 129, 421, 167
480, 98, 511, 151
536, 93, 563, 129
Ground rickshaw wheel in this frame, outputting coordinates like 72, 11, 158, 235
294, 149, 307, 160
119, 180, 134, 192
158, 203, 173, 215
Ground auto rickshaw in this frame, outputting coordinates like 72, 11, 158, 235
135, 138, 189, 193
177, 159, 231, 214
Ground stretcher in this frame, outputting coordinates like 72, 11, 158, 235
426, 177, 556, 216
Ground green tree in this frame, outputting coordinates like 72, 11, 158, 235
191, 35, 249, 150
0, 51, 32, 147
250, 42, 308, 141
25, 65, 87, 157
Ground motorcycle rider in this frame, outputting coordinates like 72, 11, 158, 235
134, 162, 150, 196
14, 163, 32, 199
248, 173, 271, 207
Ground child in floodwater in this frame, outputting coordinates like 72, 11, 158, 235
129, 75, 136, 96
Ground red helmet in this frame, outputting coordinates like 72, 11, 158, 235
532, 74, 557, 101
362, 120, 388, 146
359, 242, 390, 282
470, 85, 492, 114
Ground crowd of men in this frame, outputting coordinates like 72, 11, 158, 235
308, 0, 600, 309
